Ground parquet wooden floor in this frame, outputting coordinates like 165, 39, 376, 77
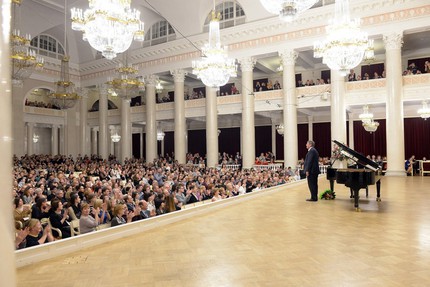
17, 176, 430, 287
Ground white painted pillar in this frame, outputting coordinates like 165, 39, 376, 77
51, 125, 59, 155
348, 112, 355, 150
238, 57, 256, 169
79, 94, 89, 156
206, 86, 218, 168
121, 98, 132, 163
27, 122, 34, 155
99, 88, 108, 159
140, 130, 144, 159
330, 70, 347, 145
59, 125, 65, 155
280, 49, 298, 168
308, 116, 313, 141
145, 75, 158, 163
383, 33, 405, 176
0, 1, 17, 284
171, 69, 187, 164
271, 121, 276, 158
91, 127, 98, 155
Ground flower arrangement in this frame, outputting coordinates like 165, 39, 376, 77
331, 143, 346, 162
320, 189, 336, 200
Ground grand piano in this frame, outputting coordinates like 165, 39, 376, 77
326, 140, 382, 211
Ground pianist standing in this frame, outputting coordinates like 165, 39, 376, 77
304, 140, 320, 201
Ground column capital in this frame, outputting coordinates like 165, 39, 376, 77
144, 75, 159, 86
279, 49, 298, 66
170, 69, 188, 82
383, 32, 403, 50
238, 57, 256, 72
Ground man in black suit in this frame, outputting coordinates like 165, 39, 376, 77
304, 140, 320, 201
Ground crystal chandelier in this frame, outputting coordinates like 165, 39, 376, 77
362, 119, 379, 133
106, 54, 144, 99
155, 81, 163, 94
11, 0, 44, 87
50, 1, 79, 110
358, 105, 374, 124
313, 0, 373, 76
418, 101, 430, 120
71, 0, 144, 60
192, 6, 237, 88
157, 130, 165, 141
276, 124, 284, 135
32, 134, 39, 143
260, 0, 318, 22
111, 132, 121, 142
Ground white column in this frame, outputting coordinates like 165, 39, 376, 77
0, 2, 17, 284
51, 125, 59, 155
206, 86, 218, 168
280, 49, 299, 168
171, 69, 187, 164
348, 112, 355, 150
145, 75, 158, 163
161, 138, 165, 157
140, 130, 144, 159
121, 98, 132, 163
383, 32, 405, 176
59, 125, 65, 155
238, 57, 256, 169
79, 93, 89, 156
330, 70, 347, 145
271, 121, 276, 159
27, 122, 34, 155
91, 127, 98, 155
308, 116, 313, 141
99, 88, 109, 159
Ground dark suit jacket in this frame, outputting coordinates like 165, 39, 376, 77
304, 147, 320, 175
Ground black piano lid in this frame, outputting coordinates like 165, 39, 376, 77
333, 140, 380, 171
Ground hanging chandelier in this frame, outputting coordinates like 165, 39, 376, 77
155, 81, 163, 94
71, 0, 144, 60
313, 0, 373, 76
111, 132, 121, 142
192, 6, 237, 88
50, 0, 79, 110
106, 54, 144, 99
260, 0, 317, 22
362, 119, 379, 133
358, 105, 374, 124
276, 124, 284, 135
11, 0, 44, 87
418, 101, 430, 120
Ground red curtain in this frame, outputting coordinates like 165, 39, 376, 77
353, 119, 387, 158
404, 118, 430, 159
312, 122, 331, 158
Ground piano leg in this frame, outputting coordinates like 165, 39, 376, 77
366, 187, 368, 198
353, 188, 361, 212
349, 188, 353, 198
376, 179, 381, 202
330, 179, 335, 192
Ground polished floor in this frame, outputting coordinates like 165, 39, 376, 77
17, 176, 430, 287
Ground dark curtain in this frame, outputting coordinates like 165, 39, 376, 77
408, 57, 430, 73
168, 91, 175, 102
321, 70, 330, 83
361, 63, 385, 79
298, 123, 309, 160
295, 73, 302, 87
353, 119, 386, 158
164, 131, 174, 158
255, 126, 271, 157
132, 133, 144, 159
188, 129, 206, 156
275, 131, 283, 160
220, 83, 233, 96
404, 117, 430, 159
193, 87, 206, 97
313, 122, 331, 158
219, 127, 240, 156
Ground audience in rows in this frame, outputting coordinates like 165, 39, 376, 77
13, 153, 299, 249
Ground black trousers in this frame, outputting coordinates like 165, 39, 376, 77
307, 173, 318, 200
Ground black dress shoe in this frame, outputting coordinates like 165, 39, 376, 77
306, 199, 317, 202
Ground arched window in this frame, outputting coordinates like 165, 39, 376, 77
143, 20, 176, 47
204, 1, 245, 31
30, 35, 65, 60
